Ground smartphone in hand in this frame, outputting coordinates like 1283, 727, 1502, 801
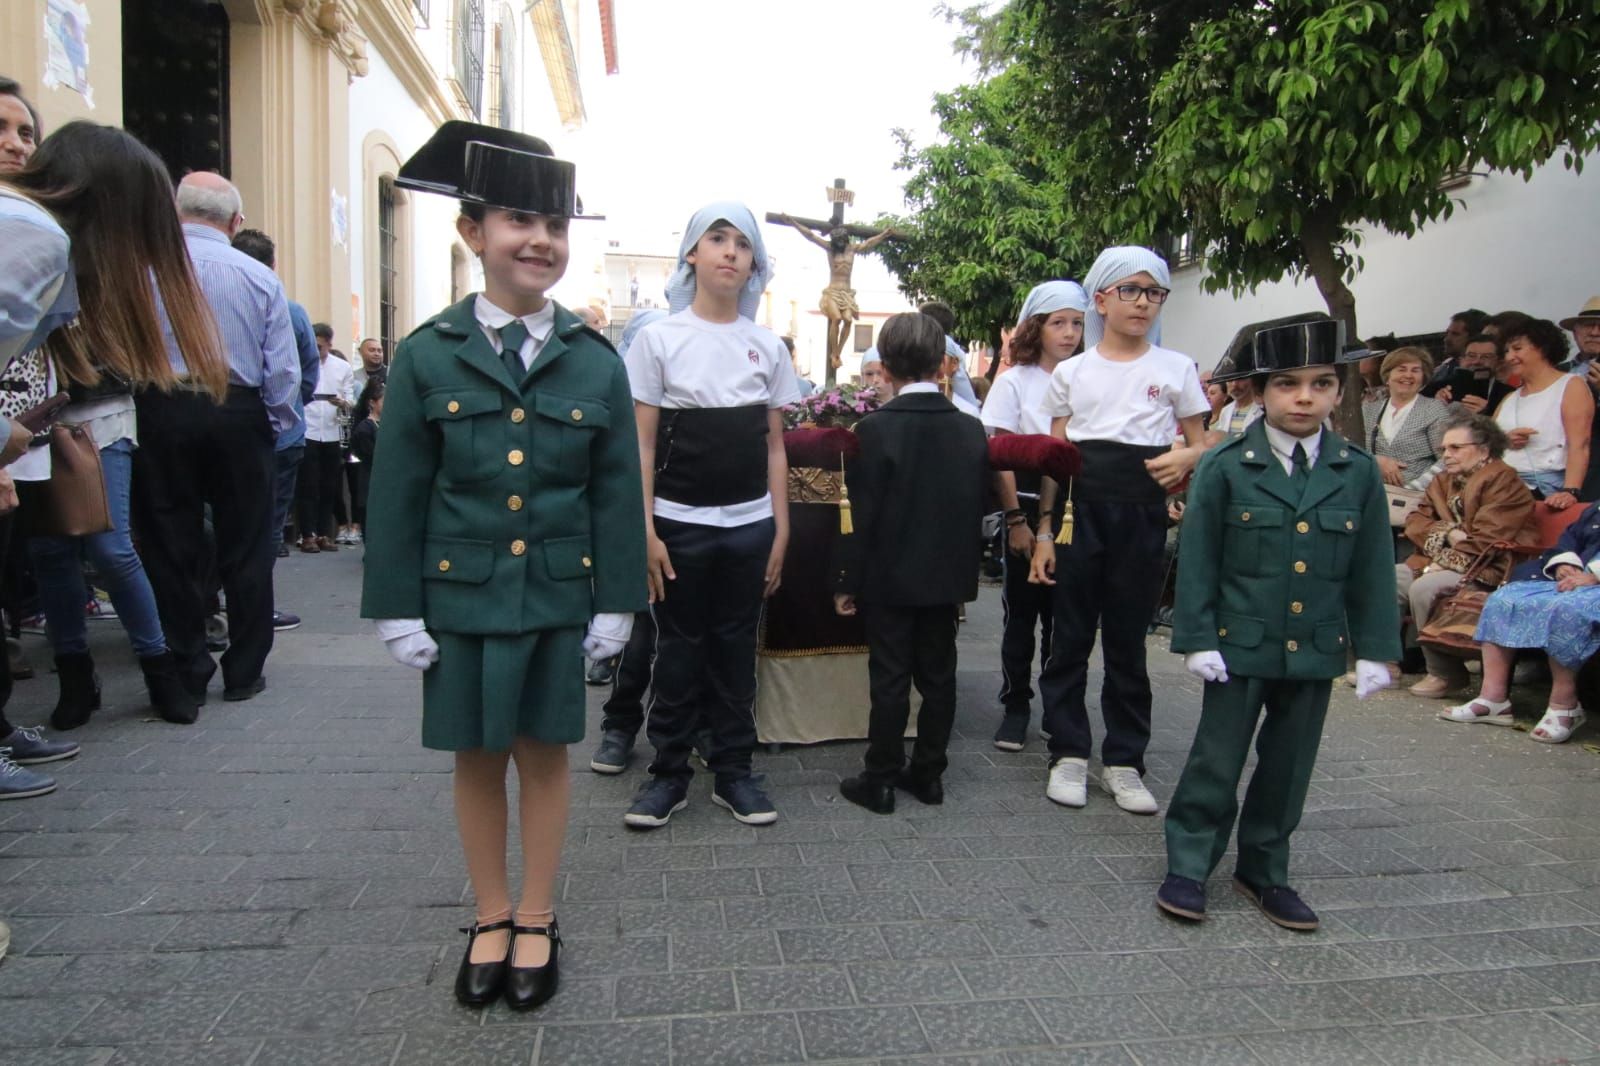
15, 392, 71, 435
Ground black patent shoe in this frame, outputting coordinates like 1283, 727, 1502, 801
454, 918, 514, 1007
504, 917, 561, 1010
839, 774, 895, 815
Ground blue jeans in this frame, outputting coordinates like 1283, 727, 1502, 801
1520, 468, 1566, 497
274, 444, 305, 553
30, 438, 167, 658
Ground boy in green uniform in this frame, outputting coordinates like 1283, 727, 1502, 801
1159, 315, 1401, 931
361, 123, 647, 1008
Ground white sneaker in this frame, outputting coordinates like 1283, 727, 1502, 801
1100, 766, 1158, 815
1046, 757, 1088, 808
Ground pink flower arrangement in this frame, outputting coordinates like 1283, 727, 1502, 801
782, 384, 882, 430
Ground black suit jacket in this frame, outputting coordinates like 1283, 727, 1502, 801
834, 391, 990, 606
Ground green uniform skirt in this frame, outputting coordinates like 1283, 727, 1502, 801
420, 627, 587, 752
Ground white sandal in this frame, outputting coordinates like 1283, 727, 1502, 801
1531, 705, 1586, 744
1439, 697, 1515, 726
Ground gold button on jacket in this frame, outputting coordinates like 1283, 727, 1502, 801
508, 449, 525, 466
511, 539, 527, 556
437, 560, 451, 572
507, 495, 523, 511
510, 407, 526, 423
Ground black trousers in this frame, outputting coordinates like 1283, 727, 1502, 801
295, 440, 344, 539
132, 387, 276, 694
1039, 498, 1167, 773
601, 608, 657, 735
645, 516, 772, 781
997, 545, 1054, 717
861, 602, 960, 783
0, 512, 15, 737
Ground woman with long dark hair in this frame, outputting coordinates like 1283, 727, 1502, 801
6, 120, 228, 730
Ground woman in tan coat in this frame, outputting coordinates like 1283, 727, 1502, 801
1399, 413, 1538, 696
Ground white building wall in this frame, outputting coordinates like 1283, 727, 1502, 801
1160, 153, 1600, 372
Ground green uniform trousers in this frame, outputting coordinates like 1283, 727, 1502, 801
1163, 676, 1331, 888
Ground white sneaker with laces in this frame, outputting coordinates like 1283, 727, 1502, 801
1046, 757, 1088, 808
1100, 766, 1158, 815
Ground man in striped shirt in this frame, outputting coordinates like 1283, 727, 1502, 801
132, 171, 300, 710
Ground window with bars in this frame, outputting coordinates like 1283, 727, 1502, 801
455, 0, 485, 118
487, 14, 516, 130
378, 177, 399, 358
412, 0, 430, 23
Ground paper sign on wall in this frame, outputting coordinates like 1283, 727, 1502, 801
42, 0, 94, 106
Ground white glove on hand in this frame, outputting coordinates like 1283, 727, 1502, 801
376, 618, 439, 671
1185, 651, 1229, 684
1354, 659, 1392, 700
582, 612, 634, 661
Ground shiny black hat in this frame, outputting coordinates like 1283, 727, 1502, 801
1209, 312, 1366, 382
396, 120, 592, 219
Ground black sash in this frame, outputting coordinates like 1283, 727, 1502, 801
1073, 439, 1171, 506
655, 404, 770, 508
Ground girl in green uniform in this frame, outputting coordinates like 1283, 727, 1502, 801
361, 123, 647, 1009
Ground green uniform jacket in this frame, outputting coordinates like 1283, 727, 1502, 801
360, 295, 648, 634
1171, 421, 1401, 679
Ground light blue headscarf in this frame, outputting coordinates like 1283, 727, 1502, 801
1081, 246, 1171, 350
618, 308, 666, 358
860, 345, 881, 368
664, 202, 771, 320
1016, 280, 1089, 326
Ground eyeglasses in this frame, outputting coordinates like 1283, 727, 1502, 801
1103, 284, 1171, 304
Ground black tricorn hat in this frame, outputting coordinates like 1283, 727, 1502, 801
1209, 312, 1367, 383
396, 120, 594, 219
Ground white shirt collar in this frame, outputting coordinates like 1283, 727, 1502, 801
474, 294, 557, 342
897, 382, 941, 395
1263, 420, 1322, 473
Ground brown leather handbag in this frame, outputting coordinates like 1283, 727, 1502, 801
1417, 550, 1499, 654
32, 422, 111, 537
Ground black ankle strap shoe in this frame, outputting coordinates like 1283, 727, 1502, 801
505, 917, 561, 1010
454, 918, 514, 1007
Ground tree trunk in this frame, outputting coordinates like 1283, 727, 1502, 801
1300, 221, 1364, 441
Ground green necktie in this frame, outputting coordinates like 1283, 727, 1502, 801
499, 320, 530, 381
1291, 442, 1310, 484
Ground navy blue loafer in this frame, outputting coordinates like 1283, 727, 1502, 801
1155, 874, 1206, 922
1233, 876, 1319, 931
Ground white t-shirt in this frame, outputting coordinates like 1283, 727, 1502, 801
1042, 344, 1209, 445
625, 309, 802, 527
981, 364, 1054, 436
305, 353, 353, 444
1214, 398, 1263, 437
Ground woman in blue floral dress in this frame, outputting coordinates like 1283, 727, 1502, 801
1444, 502, 1600, 742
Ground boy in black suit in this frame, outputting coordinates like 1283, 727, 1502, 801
834, 313, 991, 814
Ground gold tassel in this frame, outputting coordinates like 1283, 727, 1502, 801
838, 457, 854, 534
1056, 479, 1075, 545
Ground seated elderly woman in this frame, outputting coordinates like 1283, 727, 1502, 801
1361, 346, 1455, 489
1398, 414, 1537, 697
1442, 501, 1600, 742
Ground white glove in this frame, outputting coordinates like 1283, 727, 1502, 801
1354, 659, 1392, 700
376, 618, 439, 671
1185, 651, 1229, 684
582, 612, 634, 661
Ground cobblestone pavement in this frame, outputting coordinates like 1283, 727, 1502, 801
5, 550, 1600, 1065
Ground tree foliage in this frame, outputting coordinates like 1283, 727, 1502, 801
891, 0, 1600, 412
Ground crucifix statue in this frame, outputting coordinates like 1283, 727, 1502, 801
767, 179, 900, 385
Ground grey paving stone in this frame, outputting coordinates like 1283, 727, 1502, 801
915, 998, 1051, 1053
251, 1033, 400, 1066
880, 921, 992, 961
1242, 1026, 1388, 1066
0, 953, 71, 996
1138, 985, 1275, 1037
778, 925, 888, 964
31, 915, 181, 955
1120, 1036, 1261, 1066
1331, 975, 1477, 1023
63, 993, 238, 1046
102, 1041, 259, 1066
157, 910, 294, 951
46, 952, 199, 996
819, 891, 922, 925
1349, 1020, 1502, 1065
616, 898, 722, 935
1450, 1011, 1597, 1063
796, 1005, 929, 1060
1005, 1046, 1136, 1066
558, 936, 670, 978
721, 893, 824, 930
957, 957, 1076, 999
670, 1012, 802, 1065
6, 996, 104, 1048
1157, 947, 1279, 988
756, 863, 854, 895
615, 968, 735, 1017
537, 1019, 669, 1066
302, 944, 442, 991
1434, 966, 1570, 1010
211, 989, 363, 1038
353, 985, 487, 1032
1030, 994, 1164, 1045
669, 929, 781, 970
734, 964, 855, 1011
392, 1029, 538, 1065
848, 960, 969, 1005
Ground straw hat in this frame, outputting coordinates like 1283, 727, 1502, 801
1562, 296, 1600, 331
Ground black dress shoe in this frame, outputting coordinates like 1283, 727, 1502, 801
454, 918, 514, 1007
839, 774, 895, 814
894, 773, 944, 805
504, 917, 561, 1010
223, 676, 267, 702
1233, 876, 1319, 931
1155, 873, 1207, 922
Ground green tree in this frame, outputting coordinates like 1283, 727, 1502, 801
876, 63, 1093, 368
